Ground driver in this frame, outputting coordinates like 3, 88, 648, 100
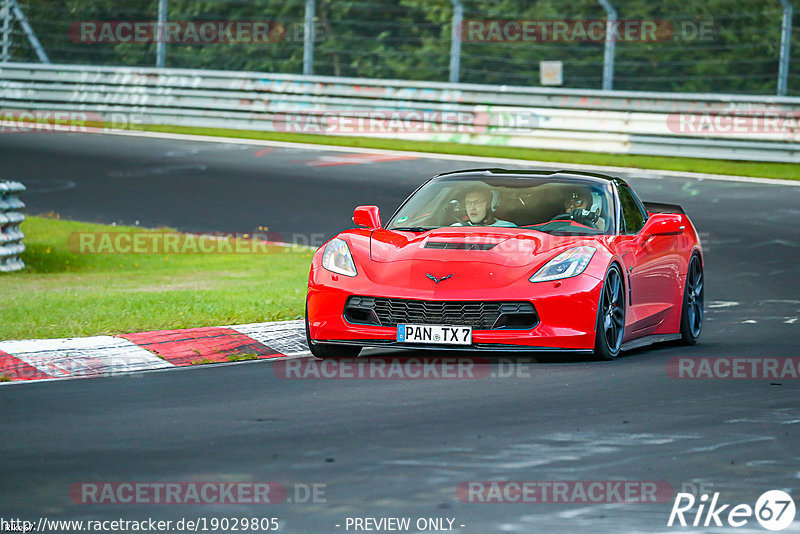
552, 187, 605, 230
564, 190, 592, 213
453, 185, 515, 227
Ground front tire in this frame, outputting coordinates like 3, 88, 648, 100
305, 303, 362, 359
679, 254, 704, 345
594, 265, 625, 360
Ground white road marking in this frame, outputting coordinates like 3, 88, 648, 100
300, 153, 418, 167
750, 239, 798, 248
687, 436, 774, 453
707, 301, 740, 309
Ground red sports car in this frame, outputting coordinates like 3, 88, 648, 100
305, 169, 703, 360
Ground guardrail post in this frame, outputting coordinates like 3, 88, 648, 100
449, 0, 463, 83
10, 0, 47, 63
156, 0, 167, 68
1, 0, 11, 62
0, 181, 25, 272
598, 0, 616, 90
303, 0, 315, 75
778, 0, 793, 96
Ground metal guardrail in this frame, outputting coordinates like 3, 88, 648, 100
0, 180, 24, 272
1, 62, 800, 162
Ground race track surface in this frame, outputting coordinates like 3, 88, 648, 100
1, 132, 799, 533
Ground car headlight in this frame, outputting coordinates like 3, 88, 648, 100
530, 246, 596, 282
322, 238, 357, 277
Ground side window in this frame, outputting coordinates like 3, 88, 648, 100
618, 185, 648, 234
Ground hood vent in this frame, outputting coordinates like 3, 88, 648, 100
425, 241, 497, 250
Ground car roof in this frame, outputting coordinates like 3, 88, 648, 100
431, 168, 628, 188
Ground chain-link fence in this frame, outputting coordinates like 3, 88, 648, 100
2, 0, 798, 96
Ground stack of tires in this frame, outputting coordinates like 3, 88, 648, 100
0, 181, 25, 272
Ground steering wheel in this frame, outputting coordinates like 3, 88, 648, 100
550, 209, 600, 228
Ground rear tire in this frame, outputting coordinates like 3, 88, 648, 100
305, 303, 362, 359
680, 254, 704, 345
594, 265, 625, 361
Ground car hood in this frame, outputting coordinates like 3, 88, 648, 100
360, 227, 589, 290
370, 227, 540, 266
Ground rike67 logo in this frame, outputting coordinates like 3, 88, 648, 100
668, 489, 796, 531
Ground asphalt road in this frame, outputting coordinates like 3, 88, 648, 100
1, 131, 799, 533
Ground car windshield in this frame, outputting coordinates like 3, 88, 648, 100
387, 176, 616, 235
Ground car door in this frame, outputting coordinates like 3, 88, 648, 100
614, 185, 677, 339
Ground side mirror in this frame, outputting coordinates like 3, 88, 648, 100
353, 205, 381, 229
642, 213, 685, 239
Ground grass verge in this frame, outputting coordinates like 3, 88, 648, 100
0, 215, 313, 341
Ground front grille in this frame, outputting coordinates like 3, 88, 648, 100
345, 296, 538, 330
